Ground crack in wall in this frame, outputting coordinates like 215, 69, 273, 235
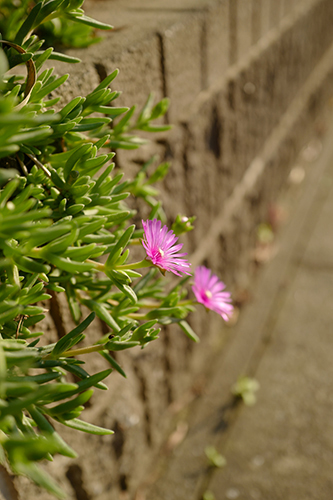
157, 32, 169, 124
162, 330, 173, 405
229, 0, 238, 64
200, 15, 208, 91
94, 62, 108, 82
206, 104, 222, 159
49, 291, 66, 339
134, 364, 152, 446
66, 465, 91, 500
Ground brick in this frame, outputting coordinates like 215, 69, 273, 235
159, 124, 190, 221
236, 0, 254, 60
251, 0, 262, 44
269, 0, 283, 28
205, 0, 230, 87
181, 96, 226, 247
49, 60, 100, 107
87, 33, 163, 111
214, 80, 239, 197
161, 15, 203, 122
260, 0, 272, 35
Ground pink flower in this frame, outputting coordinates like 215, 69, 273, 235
142, 219, 191, 277
192, 266, 233, 321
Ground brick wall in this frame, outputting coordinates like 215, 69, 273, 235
16, 0, 333, 498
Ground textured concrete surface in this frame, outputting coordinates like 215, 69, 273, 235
206, 122, 333, 500
9, 1, 333, 499
143, 112, 333, 500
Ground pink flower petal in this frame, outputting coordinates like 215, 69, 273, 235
192, 266, 233, 321
142, 219, 191, 277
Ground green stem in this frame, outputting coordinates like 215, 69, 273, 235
86, 259, 104, 271
61, 344, 106, 357
115, 259, 153, 270
137, 301, 161, 309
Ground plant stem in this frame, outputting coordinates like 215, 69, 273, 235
86, 259, 104, 271
129, 238, 142, 246
61, 344, 106, 357
137, 301, 161, 309
115, 259, 153, 270
26, 154, 51, 178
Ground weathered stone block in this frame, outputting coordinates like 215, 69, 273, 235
261, 0, 272, 35
236, 0, 254, 60
49, 60, 101, 107
269, 0, 283, 28
205, 0, 230, 87
161, 14, 203, 122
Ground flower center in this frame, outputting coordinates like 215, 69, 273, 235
158, 248, 165, 257
205, 290, 212, 299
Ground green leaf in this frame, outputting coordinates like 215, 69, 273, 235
15, 256, 50, 275
28, 405, 77, 458
58, 417, 114, 435
47, 254, 95, 273
105, 225, 135, 266
66, 13, 113, 30
131, 320, 157, 341
95, 105, 128, 116
107, 274, 137, 304
0, 305, 23, 324
65, 283, 82, 324
63, 143, 93, 180
30, 74, 69, 102
105, 340, 140, 351
46, 51, 81, 63
53, 369, 112, 401
63, 364, 107, 391
32, 47, 53, 72
14, 461, 66, 499
204, 446, 227, 468
99, 351, 126, 378
113, 105, 136, 134
178, 320, 200, 343
94, 69, 119, 92
140, 124, 172, 132
14, 2, 43, 45
34, 0, 66, 28
47, 389, 94, 416
59, 96, 85, 119
81, 299, 120, 332
52, 312, 95, 356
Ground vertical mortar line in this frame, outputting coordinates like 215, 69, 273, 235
229, 0, 238, 65
200, 11, 208, 90
133, 363, 152, 446
269, 0, 281, 28
0, 464, 19, 500
180, 121, 195, 251
66, 465, 92, 500
162, 328, 174, 405
94, 62, 108, 82
49, 290, 67, 339
252, 0, 262, 45
157, 32, 170, 124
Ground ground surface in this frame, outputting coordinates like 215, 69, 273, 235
142, 113, 333, 500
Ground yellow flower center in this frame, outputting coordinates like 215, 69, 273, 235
205, 290, 212, 299
159, 248, 164, 257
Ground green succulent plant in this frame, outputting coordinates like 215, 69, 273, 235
0, 1, 198, 497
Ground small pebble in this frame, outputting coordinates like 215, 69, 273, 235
226, 488, 240, 499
